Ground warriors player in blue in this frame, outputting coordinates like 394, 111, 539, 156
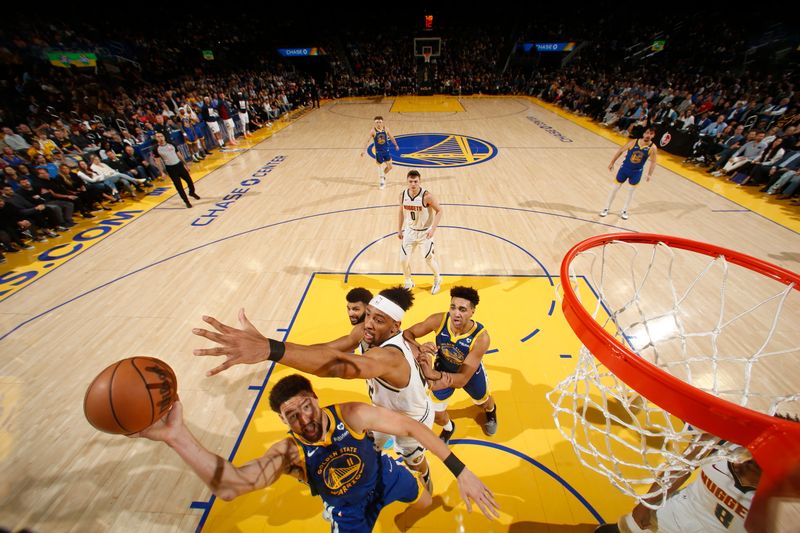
403, 286, 498, 443
600, 127, 658, 220
362, 116, 399, 189
193, 287, 437, 495
134, 374, 499, 532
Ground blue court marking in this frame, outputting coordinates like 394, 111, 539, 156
1, 203, 631, 340
485, 348, 499, 354
711, 209, 750, 213
575, 274, 636, 350
548, 300, 556, 316
450, 438, 604, 524
520, 328, 540, 342
344, 224, 554, 286
194, 273, 317, 532
190, 501, 210, 510
560, 354, 573, 359
276, 328, 288, 333
247, 385, 262, 391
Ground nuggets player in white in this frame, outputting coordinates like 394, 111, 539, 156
594, 418, 800, 533
361, 115, 399, 189
193, 286, 437, 492
399, 170, 443, 294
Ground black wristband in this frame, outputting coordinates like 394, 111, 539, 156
443, 452, 465, 478
268, 339, 286, 362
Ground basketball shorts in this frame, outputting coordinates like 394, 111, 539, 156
375, 151, 392, 164
616, 167, 643, 185
432, 363, 490, 409
401, 228, 434, 259
206, 121, 220, 134
323, 454, 423, 533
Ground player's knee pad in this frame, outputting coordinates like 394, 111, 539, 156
404, 448, 426, 467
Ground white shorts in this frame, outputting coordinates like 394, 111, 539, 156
238, 112, 249, 125
371, 405, 434, 465
206, 121, 220, 134
401, 228, 434, 258
223, 118, 235, 132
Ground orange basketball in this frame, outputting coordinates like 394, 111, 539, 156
84, 357, 178, 435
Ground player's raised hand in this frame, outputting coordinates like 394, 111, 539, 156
193, 309, 270, 376
456, 468, 501, 520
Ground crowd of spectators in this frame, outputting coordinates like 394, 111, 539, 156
1, 11, 797, 264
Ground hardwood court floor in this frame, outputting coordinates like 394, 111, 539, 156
0, 97, 797, 532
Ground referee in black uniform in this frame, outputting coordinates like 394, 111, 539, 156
153, 133, 200, 208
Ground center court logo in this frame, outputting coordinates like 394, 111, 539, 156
369, 133, 497, 168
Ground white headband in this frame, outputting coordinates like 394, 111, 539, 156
369, 295, 404, 321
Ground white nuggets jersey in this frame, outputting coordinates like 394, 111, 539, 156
366, 332, 432, 424
655, 460, 754, 533
402, 188, 431, 231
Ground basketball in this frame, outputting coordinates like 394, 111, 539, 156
84, 357, 178, 435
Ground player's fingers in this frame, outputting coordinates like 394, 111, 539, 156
207, 360, 233, 377
238, 308, 257, 331
193, 346, 229, 357
193, 328, 227, 344
202, 315, 234, 333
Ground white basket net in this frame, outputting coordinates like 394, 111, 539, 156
547, 239, 800, 508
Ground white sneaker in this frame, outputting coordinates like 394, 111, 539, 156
431, 277, 441, 295
599, 209, 608, 217
379, 176, 385, 189
620, 211, 629, 220
403, 278, 415, 290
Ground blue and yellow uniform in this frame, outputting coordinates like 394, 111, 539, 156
432, 315, 490, 403
616, 140, 652, 185
291, 404, 423, 532
181, 116, 197, 142
373, 129, 392, 164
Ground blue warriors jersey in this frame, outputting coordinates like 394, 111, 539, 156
290, 405, 380, 507
434, 315, 487, 374
620, 140, 652, 171
374, 130, 390, 154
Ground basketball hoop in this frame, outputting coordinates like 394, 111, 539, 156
548, 233, 800, 531
422, 46, 432, 64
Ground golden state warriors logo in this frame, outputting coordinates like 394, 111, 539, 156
318, 448, 364, 496
439, 344, 466, 366
369, 133, 497, 168
629, 150, 644, 164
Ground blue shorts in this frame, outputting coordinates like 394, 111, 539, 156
184, 128, 197, 142
432, 363, 489, 404
325, 454, 422, 533
375, 151, 392, 164
616, 167, 643, 185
